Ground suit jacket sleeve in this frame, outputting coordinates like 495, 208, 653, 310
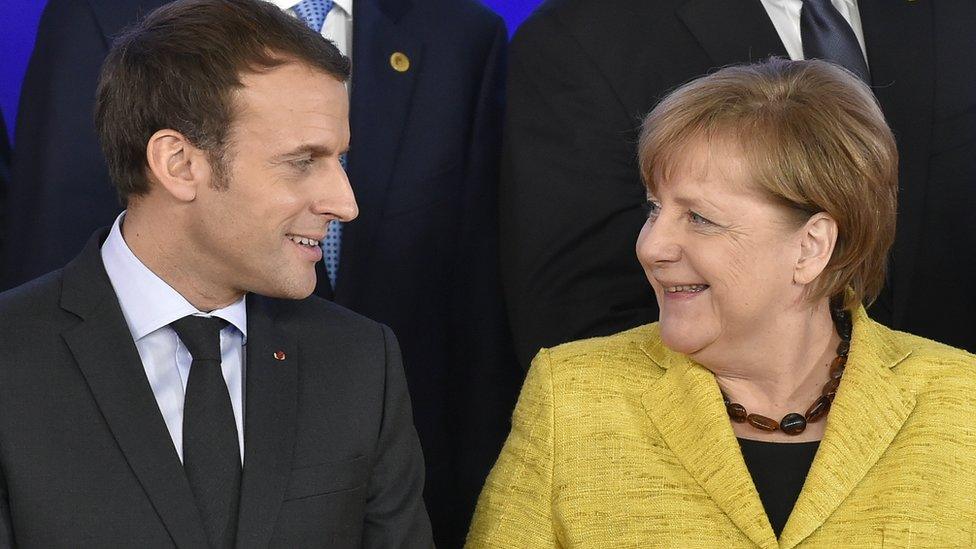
466, 349, 556, 548
4, 0, 121, 289
499, 9, 658, 368
363, 324, 433, 548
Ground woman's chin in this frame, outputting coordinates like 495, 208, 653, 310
658, 320, 709, 355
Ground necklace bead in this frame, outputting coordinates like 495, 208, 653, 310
780, 413, 807, 435
722, 304, 851, 436
746, 414, 779, 431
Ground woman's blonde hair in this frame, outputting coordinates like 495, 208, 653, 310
639, 58, 898, 310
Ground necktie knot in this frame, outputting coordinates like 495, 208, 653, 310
171, 316, 227, 362
293, 0, 334, 33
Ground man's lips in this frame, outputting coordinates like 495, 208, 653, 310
286, 234, 324, 261
286, 234, 323, 247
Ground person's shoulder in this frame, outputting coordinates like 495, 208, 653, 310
882, 326, 976, 371
0, 270, 65, 324
874, 323, 976, 394
534, 323, 665, 384
260, 293, 388, 340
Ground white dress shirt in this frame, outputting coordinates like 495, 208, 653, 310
271, 0, 353, 59
101, 213, 247, 463
759, 0, 867, 64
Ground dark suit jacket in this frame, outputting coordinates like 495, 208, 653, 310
0, 231, 432, 548
5, 0, 521, 546
501, 0, 976, 367
0, 114, 8, 266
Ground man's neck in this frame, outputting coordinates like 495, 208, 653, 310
121, 208, 243, 312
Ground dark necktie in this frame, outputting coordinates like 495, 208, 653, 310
800, 0, 870, 83
171, 316, 240, 549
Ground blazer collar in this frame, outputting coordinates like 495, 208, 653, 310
778, 306, 916, 548
61, 231, 211, 547
638, 306, 917, 548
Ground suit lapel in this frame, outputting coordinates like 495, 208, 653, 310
61, 233, 209, 548
857, 0, 935, 327
639, 337, 778, 549
234, 297, 299, 547
779, 309, 917, 548
334, 0, 421, 303
677, 0, 788, 67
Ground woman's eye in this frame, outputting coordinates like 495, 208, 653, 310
689, 211, 712, 225
643, 200, 661, 219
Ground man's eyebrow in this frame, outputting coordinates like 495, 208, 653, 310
270, 143, 349, 163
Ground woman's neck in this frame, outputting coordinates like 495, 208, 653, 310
699, 301, 839, 442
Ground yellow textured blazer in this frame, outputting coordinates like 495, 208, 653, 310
467, 307, 976, 548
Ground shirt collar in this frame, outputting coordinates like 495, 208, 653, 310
270, 0, 352, 18
100, 212, 248, 343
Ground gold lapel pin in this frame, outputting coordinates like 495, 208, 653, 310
273, 350, 286, 361
390, 51, 410, 73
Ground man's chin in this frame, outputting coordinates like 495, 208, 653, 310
250, 274, 317, 300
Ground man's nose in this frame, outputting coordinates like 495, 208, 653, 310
312, 158, 359, 222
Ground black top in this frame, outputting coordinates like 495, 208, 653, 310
738, 438, 821, 538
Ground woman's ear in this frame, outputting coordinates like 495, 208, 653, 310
145, 129, 213, 202
794, 212, 838, 285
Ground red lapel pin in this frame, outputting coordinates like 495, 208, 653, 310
273, 350, 286, 361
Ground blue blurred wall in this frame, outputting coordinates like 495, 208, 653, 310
0, 0, 541, 144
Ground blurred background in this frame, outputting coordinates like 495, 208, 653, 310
0, 0, 541, 143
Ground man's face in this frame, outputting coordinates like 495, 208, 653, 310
185, 61, 356, 300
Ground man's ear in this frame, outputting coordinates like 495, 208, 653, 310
145, 129, 212, 202
794, 212, 838, 285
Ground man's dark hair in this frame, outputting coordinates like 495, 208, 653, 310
95, 0, 351, 204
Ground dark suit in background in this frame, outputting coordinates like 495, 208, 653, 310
501, 0, 976, 367
0, 232, 430, 547
0, 114, 8, 267
6, 0, 520, 545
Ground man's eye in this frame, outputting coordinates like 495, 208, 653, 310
689, 211, 712, 225
292, 157, 315, 170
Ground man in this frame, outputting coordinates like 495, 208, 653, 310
501, 0, 976, 366
7, 0, 519, 543
0, 1, 432, 546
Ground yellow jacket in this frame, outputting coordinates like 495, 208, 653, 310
467, 307, 976, 548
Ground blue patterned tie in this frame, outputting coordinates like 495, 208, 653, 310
321, 154, 347, 290
800, 0, 870, 82
292, 0, 343, 289
292, 0, 333, 33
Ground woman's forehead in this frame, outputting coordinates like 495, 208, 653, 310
651, 137, 755, 197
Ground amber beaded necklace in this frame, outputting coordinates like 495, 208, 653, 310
721, 304, 852, 436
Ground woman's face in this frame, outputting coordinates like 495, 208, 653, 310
636, 141, 808, 361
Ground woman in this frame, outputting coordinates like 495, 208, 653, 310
467, 59, 976, 548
